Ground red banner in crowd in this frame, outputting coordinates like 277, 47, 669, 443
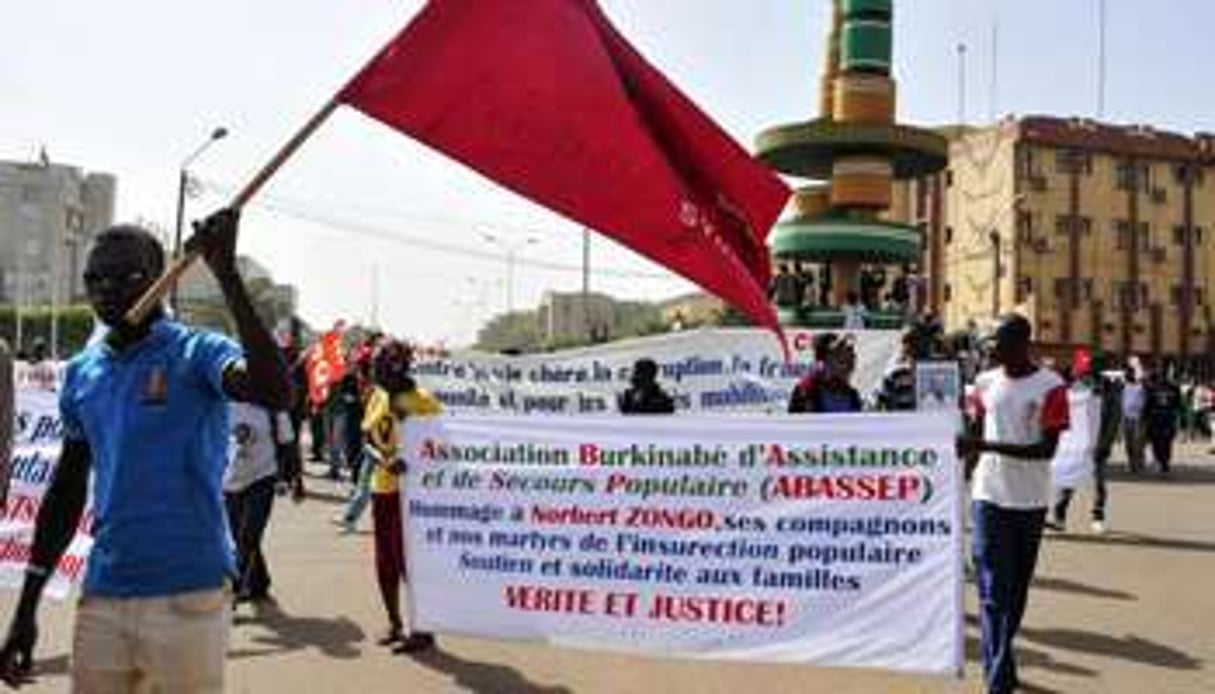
306, 326, 346, 407
337, 0, 790, 334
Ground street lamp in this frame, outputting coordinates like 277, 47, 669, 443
481, 232, 538, 314
171, 126, 228, 311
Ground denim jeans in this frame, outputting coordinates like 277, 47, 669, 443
972, 500, 1046, 694
341, 449, 374, 526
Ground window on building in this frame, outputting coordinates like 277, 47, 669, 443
1056, 148, 1093, 175
1174, 225, 1188, 245
1197, 288, 1207, 306
1171, 285, 1184, 306
1055, 215, 1070, 236
945, 170, 954, 188
1017, 276, 1033, 299
1016, 210, 1034, 243
1082, 278, 1094, 300
1054, 277, 1070, 299
943, 283, 952, 302
1115, 160, 1152, 192
1080, 216, 1093, 235
1115, 220, 1130, 250
944, 226, 953, 245
1137, 222, 1151, 251
1197, 226, 1206, 245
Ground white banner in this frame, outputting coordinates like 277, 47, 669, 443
402, 413, 963, 675
1, 387, 94, 600
413, 328, 900, 415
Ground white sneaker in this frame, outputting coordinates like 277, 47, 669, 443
1090, 520, 1107, 535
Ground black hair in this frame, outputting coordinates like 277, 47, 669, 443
92, 225, 166, 275
995, 313, 1032, 344
632, 358, 658, 383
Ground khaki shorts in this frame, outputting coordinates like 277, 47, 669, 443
71, 586, 230, 694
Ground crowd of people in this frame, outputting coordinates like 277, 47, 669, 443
768, 262, 924, 325
0, 209, 1203, 694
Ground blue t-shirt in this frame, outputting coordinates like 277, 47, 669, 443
59, 320, 243, 597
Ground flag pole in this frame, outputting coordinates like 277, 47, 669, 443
123, 97, 342, 325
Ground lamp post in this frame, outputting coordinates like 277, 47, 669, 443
481, 232, 538, 314
171, 126, 228, 312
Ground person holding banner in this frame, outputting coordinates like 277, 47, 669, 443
0, 211, 291, 691
958, 314, 1069, 694
788, 334, 862, 414
364, 342, 443, 654
617, 358, 676, 414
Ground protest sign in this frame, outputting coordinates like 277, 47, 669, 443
402, 413, 962, 675
1, 386, 94, 599
413, 328, 900, 415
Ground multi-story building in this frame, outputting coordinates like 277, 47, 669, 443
899, 116, 1215, 372
0, 160, 116, 305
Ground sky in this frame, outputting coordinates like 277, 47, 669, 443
3, 0, 1214, 346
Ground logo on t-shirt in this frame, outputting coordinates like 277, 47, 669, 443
141, 365, 168, 405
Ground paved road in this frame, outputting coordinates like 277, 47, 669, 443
3, 446, 1213, 693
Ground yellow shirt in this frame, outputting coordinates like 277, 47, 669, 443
365, 387, 443, 494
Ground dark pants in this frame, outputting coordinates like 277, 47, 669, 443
225, 476, 276, 599
972, 501, 1046, 694
372, 492, 405, 631
308, 413, 326, 461
1053, 448, 1109, 522
1147, 427, 1176, 472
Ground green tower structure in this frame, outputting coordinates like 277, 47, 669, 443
756, 0, 948, 329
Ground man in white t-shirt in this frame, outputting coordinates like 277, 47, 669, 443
225, 402, 294, 604
959, 314, 1069, 694
1120, 368, 1146, 473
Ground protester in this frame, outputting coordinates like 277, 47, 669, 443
364, 342, 442, 653
618, 358, 676, 414
841, 291, 867, 330
874, 328, 920, 411
789, 333, 863, 413
958, 313, 1069, 694
1143, 368, 1183, 475
1053, 364, 1121, 534
1120, 367, 1146, 473
225, 402, 296, 604
0, 210, 291, 691
768, 264, 803, 309
0, 339, 11, 505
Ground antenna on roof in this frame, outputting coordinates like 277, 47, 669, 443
1097, 0, 1107, 119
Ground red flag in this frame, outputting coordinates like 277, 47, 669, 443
306, 326, 347, 408
338, 0, 790, 333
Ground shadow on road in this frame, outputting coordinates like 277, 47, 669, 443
966, 634, 1097, 679
967, 614, 1201, 672
1048, 530, 1215, 555
1020, 626, 1202, 671
229, 602, 365, 661
1032, 575, 1136, 601
410, 647, 573, 693
1108, 464, 1215, 486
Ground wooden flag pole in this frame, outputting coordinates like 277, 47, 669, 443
123, 97, 342, 325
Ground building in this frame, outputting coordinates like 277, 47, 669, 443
897, 116, 1215, 371
0, 160, 116, 305
537, 291, 616, 344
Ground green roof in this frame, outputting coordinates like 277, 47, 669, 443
769, 217, 921, 262
755, 119, 948, 179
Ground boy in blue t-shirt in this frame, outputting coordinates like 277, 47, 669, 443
0, 210, 291, 691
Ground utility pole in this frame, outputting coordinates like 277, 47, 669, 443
1097, 0, 1107, 119
581, 228, 591, 339
956, 42, 968, 126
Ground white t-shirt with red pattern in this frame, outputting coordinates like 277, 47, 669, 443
971, 366, 1070, 509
